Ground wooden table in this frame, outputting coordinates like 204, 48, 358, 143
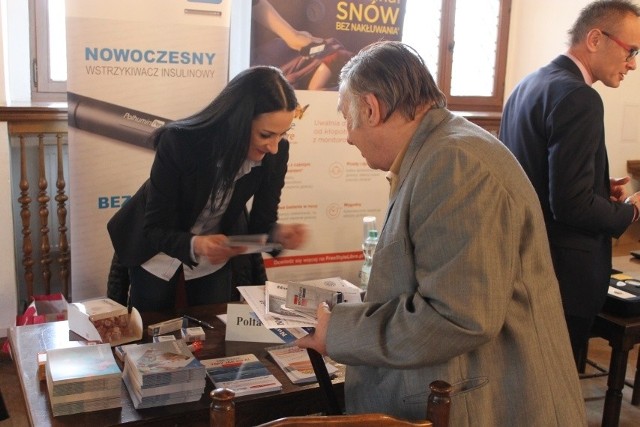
591, 253, 640, 427
8, 304, 345, 426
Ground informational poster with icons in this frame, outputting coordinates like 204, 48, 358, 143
250, 0, 407, 283
265, 91, 389, 284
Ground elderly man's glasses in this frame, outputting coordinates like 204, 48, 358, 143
602, 31, 639, 62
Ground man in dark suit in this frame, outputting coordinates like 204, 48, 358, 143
499, 0, 640, 368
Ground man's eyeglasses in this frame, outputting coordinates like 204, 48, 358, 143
602, 30, 639, 62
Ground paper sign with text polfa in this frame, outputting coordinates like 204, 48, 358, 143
225, 303, 285, 343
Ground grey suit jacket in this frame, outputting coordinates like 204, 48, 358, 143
326, 109, 586, 426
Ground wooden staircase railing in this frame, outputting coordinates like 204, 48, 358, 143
0, 104, 70, 307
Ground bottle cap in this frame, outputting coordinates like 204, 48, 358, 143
363, 216, 376, 224
363, 216, 377, 240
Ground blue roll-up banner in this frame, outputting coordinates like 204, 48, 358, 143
66, 0, 231, 300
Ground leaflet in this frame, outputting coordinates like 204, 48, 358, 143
227, 234, 282, 254
237, 285, 316, 329
237, 277, 362, 329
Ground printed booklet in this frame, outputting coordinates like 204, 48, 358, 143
202, 353, 282, 397
266, 345, 338, 385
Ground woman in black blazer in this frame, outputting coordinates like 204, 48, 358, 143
107, 66, 307, 311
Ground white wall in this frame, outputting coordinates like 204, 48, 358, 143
0, 0, 639, 334
506, 0, 640, 182
0, 0, 19, 338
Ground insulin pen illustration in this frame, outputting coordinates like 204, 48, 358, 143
67, 92, 170, 150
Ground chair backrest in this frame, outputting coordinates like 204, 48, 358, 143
209, 380, 452, 427
255, 414, 433, 426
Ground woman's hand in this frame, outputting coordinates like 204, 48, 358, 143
193, 234, 246, 265
274, 223, 308, 249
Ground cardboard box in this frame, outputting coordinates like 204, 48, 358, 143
181, 326, 205, 343
68, 297, 142, 346
17, 294, 69, 325
147, 317, 184, 336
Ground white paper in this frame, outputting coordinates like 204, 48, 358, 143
238, 277, 362, 329
237, 285, 316, 329
608, 286, 636, 300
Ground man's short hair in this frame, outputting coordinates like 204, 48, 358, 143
568, 0, 640, 46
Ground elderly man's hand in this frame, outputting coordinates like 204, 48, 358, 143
295, 302, 331, 355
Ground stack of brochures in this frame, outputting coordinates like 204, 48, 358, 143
122, 340, 206, 409
266, 345, 338, 384
237, 277, 362, 343
202, 353, 282, 396
45, 343, 122, 416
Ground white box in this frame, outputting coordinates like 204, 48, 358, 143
181, 326, 205, 343
68, 297, 142, 346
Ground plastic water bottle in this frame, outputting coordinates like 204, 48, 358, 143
359, 216, 377, 290
360, 229, 378, 291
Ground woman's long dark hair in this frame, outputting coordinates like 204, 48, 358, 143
150, 65, 297, 208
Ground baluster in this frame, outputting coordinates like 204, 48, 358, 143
210, 388, 235, 427
55, 133, 70, 300
18, 135, 34, 304
38, 135, 52, 295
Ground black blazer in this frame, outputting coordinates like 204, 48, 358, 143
108, 127, 288, 268
499, 55, 634, 317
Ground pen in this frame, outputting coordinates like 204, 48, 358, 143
183, 314, 215, 330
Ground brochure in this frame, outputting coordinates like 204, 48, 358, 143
266, 345, 338, 385
202, 353, 282, 397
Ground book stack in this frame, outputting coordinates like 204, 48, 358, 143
202, 353, 282, 397
266, 345, 338, 384
45, 343, 122, 416
122, 340, 206, 409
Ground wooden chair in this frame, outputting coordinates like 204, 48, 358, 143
209, 379, 452, 427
